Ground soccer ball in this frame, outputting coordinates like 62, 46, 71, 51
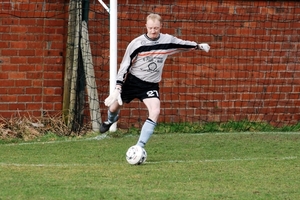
126, 145, 147, 165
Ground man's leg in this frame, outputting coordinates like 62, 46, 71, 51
100, 101, 121, 133
136, 98, 160, 147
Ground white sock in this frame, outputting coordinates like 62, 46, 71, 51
136, 118, 156, 147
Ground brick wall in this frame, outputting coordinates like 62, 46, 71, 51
0, 0, 67, 118
1, 1, 299, 128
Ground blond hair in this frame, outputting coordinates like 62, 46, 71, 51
146, 13, 162, 23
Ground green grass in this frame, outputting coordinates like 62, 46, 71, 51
0, 132, 299, 199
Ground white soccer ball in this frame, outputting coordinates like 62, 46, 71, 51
126, 145, 147, 165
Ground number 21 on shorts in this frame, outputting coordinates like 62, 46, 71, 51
146, 90, 159, 98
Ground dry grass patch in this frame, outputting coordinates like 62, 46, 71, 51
0, 114, 90, 141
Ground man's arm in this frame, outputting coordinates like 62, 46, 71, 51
168, 34, 210, 53
116, 39, 138, 86
104, 38, 139, 107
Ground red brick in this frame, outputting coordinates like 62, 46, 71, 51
26, 72, 43, 79
19, 50, 35, 56
9, 103, 26, 110
54, 103, 62, 110
2, 34, 19, 40
0, 96, 17, 102
26, 103, 42, 110
15, 80, 32, 87
10, 41, 27, 49
27, 57, 43, 64
7, 87, 25, 94
0, 26, 10, 33
44, 72, 62, 79
2, 49, 18, 56
26, 88, 42, 94
19, 18, 36, 25
11, 26, 27, 33
18, 65, 35, 72
0, 104, 8, 110
19, 34, 36, 41
44, 19, 65, 27
0, 72, 9, 79
43, 88, 55, 95
27, 42, 44, 49
33, 95, 42, 102
0, 41, 9, 48
43, 103, 54, 110
27, 27, 44, 34
43, 96, 62, 103
9, 72, 26, 79
18, 96, 33, 102
32, 80, 43, 87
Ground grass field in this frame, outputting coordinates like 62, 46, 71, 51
0, 132, 299, 199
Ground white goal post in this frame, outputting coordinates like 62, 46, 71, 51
98, 0, 118, 132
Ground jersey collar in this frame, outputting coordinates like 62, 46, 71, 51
144, 33, 160, 41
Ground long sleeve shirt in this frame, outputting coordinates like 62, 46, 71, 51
116, 33, 197, 85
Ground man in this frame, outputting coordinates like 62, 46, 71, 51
101, 13, 210, 148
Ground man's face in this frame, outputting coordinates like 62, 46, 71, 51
146, 19, 161, 39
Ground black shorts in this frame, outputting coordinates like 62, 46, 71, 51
121, 74, 160, 103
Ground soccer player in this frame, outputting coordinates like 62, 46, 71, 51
100, 13, 210, 148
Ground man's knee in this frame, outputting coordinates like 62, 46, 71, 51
109, 101, 121, 112
149, 107, 160, 121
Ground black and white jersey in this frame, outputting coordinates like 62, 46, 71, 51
116, 33, 197, 85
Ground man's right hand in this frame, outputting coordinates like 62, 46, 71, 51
104, 88, 123, 107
